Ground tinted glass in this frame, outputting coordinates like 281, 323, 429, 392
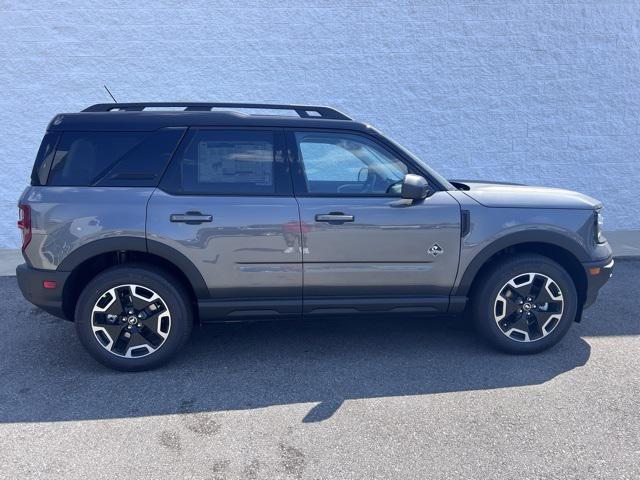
46, 129, 184, 187
95, 128, 185, 187
48, 132, 145, 186
161, 130, 276, 195
295, 132, 408, 195
31, 132, 59, 186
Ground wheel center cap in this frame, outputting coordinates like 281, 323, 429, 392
127, 316, 138, 325
523, 303, 532, 311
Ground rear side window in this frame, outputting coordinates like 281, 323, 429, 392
46, 128, 185, 187
161, 129, 281, 195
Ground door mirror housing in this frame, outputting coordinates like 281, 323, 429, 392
401, 174, 430, 200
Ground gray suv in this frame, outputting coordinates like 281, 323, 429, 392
16, 103, 614, 371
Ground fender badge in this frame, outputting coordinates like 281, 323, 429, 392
428, 243, 443, 257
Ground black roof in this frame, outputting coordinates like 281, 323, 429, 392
48, 102, 371, 132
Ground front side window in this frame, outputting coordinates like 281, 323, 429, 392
161, 130, 277, 195
294, 132, 408, 195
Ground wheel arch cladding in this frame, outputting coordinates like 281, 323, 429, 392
58, 237, 209, 320
457, 231, 588, 307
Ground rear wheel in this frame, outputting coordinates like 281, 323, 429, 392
75, 264, 192, 371
471, 254, 577, 354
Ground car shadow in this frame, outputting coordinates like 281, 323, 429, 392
0, 260, 637, 424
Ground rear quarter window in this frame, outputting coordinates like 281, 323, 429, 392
31, 132, 59, 186
45, 128, 185, 187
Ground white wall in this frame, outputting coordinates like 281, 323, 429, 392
1, 0, 639, 247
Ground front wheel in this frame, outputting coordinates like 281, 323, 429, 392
75, 264, 193, 371
471, 254, 578, 354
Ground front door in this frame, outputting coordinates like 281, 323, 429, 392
289, 130, 461, 315
146, 128, 302, 318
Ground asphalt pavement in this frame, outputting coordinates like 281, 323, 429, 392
0, 261, 638, 479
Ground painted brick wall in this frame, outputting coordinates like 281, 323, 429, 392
1, 0, 639, 248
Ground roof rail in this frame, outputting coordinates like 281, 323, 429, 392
82, 102, 352, 120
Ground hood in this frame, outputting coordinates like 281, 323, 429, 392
449, 180, 601, 210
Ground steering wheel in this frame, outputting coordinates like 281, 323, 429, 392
337, 168, 377, 193
361, 168, 379, 192
385, 179, 403, 194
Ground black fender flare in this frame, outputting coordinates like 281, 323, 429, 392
454, 230, 590, 297
57, 237, 209, 298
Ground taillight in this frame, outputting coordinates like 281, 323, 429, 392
17, 204, 32, 252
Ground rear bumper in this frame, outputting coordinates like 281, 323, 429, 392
582, 256, 614, 309
16, 263, 70, 319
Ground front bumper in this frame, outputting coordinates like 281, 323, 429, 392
582, 256, 614, 309
16, 263, 70, 319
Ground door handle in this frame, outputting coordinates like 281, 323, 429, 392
315, 213, 355, 223
170, 212, 213, 224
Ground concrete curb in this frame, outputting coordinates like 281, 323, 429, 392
1, 230, 638, 277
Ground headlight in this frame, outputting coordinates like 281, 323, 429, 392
595, 210, 606, 243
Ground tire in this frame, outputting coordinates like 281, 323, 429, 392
471, 254, 577, 354
75, 264, 193, 371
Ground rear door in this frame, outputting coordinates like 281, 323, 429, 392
146, 128, 302, 318
288, 129, 461, 316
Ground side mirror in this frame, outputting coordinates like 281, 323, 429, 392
401, 174, 430, 200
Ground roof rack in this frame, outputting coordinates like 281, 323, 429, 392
82, 102, 352, 120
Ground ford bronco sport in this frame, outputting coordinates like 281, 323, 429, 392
16, 103, 614, 371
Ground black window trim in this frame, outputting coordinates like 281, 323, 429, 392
286, 127, 438, 198
157, 126, 294, 197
